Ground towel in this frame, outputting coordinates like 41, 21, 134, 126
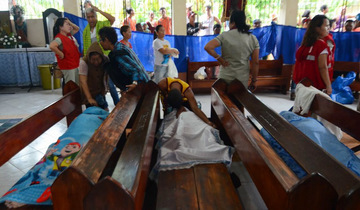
293, 83, 343, 140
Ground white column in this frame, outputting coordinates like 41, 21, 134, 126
172, 0, 186, 35
63, 0, 82, 17
279, 0, 298, 26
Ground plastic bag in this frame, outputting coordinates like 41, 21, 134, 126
168, 58, 178, 78
330, 71, 356, 104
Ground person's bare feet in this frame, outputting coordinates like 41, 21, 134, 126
5, 200, 26, 208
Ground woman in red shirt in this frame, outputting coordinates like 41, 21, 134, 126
293, 15, 332, 95
123, 8, 136, 31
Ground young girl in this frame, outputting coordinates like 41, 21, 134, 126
123, 8, 136, 31
152, 25, 179, 83
50, 18, 80, 85
120, 25, 132, 48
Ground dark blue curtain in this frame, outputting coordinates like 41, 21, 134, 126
65, 12, 360, 72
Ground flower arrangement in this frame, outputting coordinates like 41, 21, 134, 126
0, 33, 21, 48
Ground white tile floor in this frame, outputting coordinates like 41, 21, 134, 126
0, 86, 358, 208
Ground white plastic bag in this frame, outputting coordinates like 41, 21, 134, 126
168, 58, 178, 78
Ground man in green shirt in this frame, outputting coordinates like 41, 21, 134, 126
83, 3, 115, 56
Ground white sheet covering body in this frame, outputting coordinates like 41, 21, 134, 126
150, 109, 234, 179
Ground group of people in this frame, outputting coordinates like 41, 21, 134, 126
299, 5, 360, 32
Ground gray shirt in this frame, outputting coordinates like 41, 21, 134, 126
215, 29, 259, 86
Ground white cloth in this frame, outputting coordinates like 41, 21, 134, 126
293, 83, 343, 140
199, 16, 214, 35
153, 38, 171, 65
150, 109, 234, 179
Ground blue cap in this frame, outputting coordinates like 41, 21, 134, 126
253, 19, 261, 24
356, 13, 360, 21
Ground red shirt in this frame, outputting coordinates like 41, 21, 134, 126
322, 34, 335, 79
120, 40, 132, 49
293, 39, 330, 90
55, 33, 80, 70
158, 17, 172, 35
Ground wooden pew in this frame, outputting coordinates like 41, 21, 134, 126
51, 81, 159, 210
156, 163, 243, 210
186, 58, 292, 94
83, 83, 159, 210
333, 61, 360, 93
211, 79, 338, 209
0, 81, 82, 209
304, 82, 360, 209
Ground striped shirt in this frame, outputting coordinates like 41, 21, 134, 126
110, 42, 150, 83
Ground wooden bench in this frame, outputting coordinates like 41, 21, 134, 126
187, 58, 292, 94
212, 79, 360, 209
333, 61, 360, 94
211, 79, 341, 209
51, 81, 159, 210
83, 83, 159, 209
156, 163, 242, 210
0, 81, 82, 210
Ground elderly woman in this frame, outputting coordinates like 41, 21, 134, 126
204, 10, 259, 91
293, 15, 332, 95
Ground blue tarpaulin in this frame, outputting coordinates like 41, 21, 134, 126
65, 12, 360, 72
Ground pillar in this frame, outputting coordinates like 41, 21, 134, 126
279, 0, 298, 26
172, 0, 186, 35
63, 0, 82, 17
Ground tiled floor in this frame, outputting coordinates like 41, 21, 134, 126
0, 86, 358, 208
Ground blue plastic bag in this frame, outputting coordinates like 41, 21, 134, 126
330, 71, 356, 104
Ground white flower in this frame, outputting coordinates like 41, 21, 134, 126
6, 42, 10, 45
14, 39, 17, 42
0, 38, 3, 41
4, 35, 7, 38
18, 36, 21, 39
9, 38, 13, 40
4, 39, 8, 42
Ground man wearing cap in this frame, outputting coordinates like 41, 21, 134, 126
253, 19, 261, 28
186, 3, 193, 23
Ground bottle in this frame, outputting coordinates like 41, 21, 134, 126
197, 101, 202, 109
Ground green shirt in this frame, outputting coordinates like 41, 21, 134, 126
83, 20, 111, 56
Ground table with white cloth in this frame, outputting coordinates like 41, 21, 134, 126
0, 47, 56, 86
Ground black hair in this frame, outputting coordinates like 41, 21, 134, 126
160, 7, 165, 11
320, 5, 327, 12
98, 26, 118, 45
53, 17, 67, 37
213, 23, 221, 30
89, 51, 103, 61
126, 8, 133, 15
167, 89, 183, 109
302, 15, 328, 47
154, 25, 163, 40
302, 10, 311, 18
230, 10, 250, 34
206, 5, 211, 10
120, 25, 130, 36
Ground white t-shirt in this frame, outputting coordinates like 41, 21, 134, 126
153, 38, 171, 66
90, 26, 97, 43
199, 16, 215, 35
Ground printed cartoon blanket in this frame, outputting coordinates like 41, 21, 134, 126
150, 109, 234, 180
0, 107, 109, 205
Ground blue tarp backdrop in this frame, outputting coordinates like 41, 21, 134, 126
65, 12, 360, 72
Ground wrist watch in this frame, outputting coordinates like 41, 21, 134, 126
132, 81, 138, 85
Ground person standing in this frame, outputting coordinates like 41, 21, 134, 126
123, 8, 136, 31
199, 5, 221, 36
158, 7, 172, 35
293, 15, 332, 95
99, 27, 149, 93
153, 25, 179, 83
354, 13, 360, 32
120, 25, 132, 48
146, 11, 157, 33
187, 12, 202, 36
82, 4, 118, 105
79, 42, 109, 111
50, 18, 81, 85
204, 10, 259, 91
83, 3, 115, 56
